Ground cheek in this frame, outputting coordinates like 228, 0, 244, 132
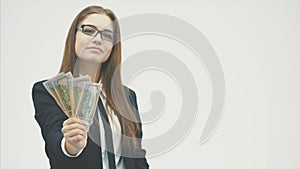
101, 47, 113, 63
75, 34, 87, 56
75, 41, 80, 56
75, 42, 86, 57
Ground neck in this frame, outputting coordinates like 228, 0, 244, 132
74, 59, 102, 83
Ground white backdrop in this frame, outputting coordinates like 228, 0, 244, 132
1, 0, 300, 169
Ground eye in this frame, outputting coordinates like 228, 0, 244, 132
102, 32, 114, 41
82, 26, 96, 35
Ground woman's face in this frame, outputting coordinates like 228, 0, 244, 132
75, 13, 114, 64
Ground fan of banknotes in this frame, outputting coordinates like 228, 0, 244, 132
43, 72, 102, 125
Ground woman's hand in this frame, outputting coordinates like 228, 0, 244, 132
61, 117, 88, 156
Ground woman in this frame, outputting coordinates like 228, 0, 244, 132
32, 5, 149, 169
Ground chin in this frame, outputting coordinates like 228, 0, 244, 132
79, 54, 103, 63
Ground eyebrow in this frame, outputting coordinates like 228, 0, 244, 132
83, 24, 113, 33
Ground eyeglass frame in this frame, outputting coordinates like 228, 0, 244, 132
77, 24, 117, 43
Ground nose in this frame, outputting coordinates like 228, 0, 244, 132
92, 31, 103, 44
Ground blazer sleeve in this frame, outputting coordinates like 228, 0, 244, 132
33, 81, 106, 169
127, 88, 150, 169
32, 81, 70, 160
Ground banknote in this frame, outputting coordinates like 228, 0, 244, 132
52, 72, 73, 117
42, 72, 102, 121
68, 75, 91, 116
76, 82, 101, 126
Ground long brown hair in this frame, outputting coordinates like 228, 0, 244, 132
59, 5, 140, 150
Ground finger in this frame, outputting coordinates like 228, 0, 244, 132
67, 135, 85, 145
63, 117, 81, 126
64, 128, 87, 138
64, 129, 87, 137
63, 117, 88, 126
62, 123, 87, 134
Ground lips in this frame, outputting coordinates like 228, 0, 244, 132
87, 46, 103, 53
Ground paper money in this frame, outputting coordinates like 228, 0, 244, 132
76, 82, 101, 125
43, 72, 101, 122
68, 75, 91, 116
52, 72, 73, 117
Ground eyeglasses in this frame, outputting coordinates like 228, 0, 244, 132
78, 24, 115, 43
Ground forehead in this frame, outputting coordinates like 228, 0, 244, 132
80, 13, 113, 30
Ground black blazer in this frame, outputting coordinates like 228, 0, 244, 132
32, 80, 149, 169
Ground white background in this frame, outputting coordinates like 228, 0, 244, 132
1, 0, 300, 169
